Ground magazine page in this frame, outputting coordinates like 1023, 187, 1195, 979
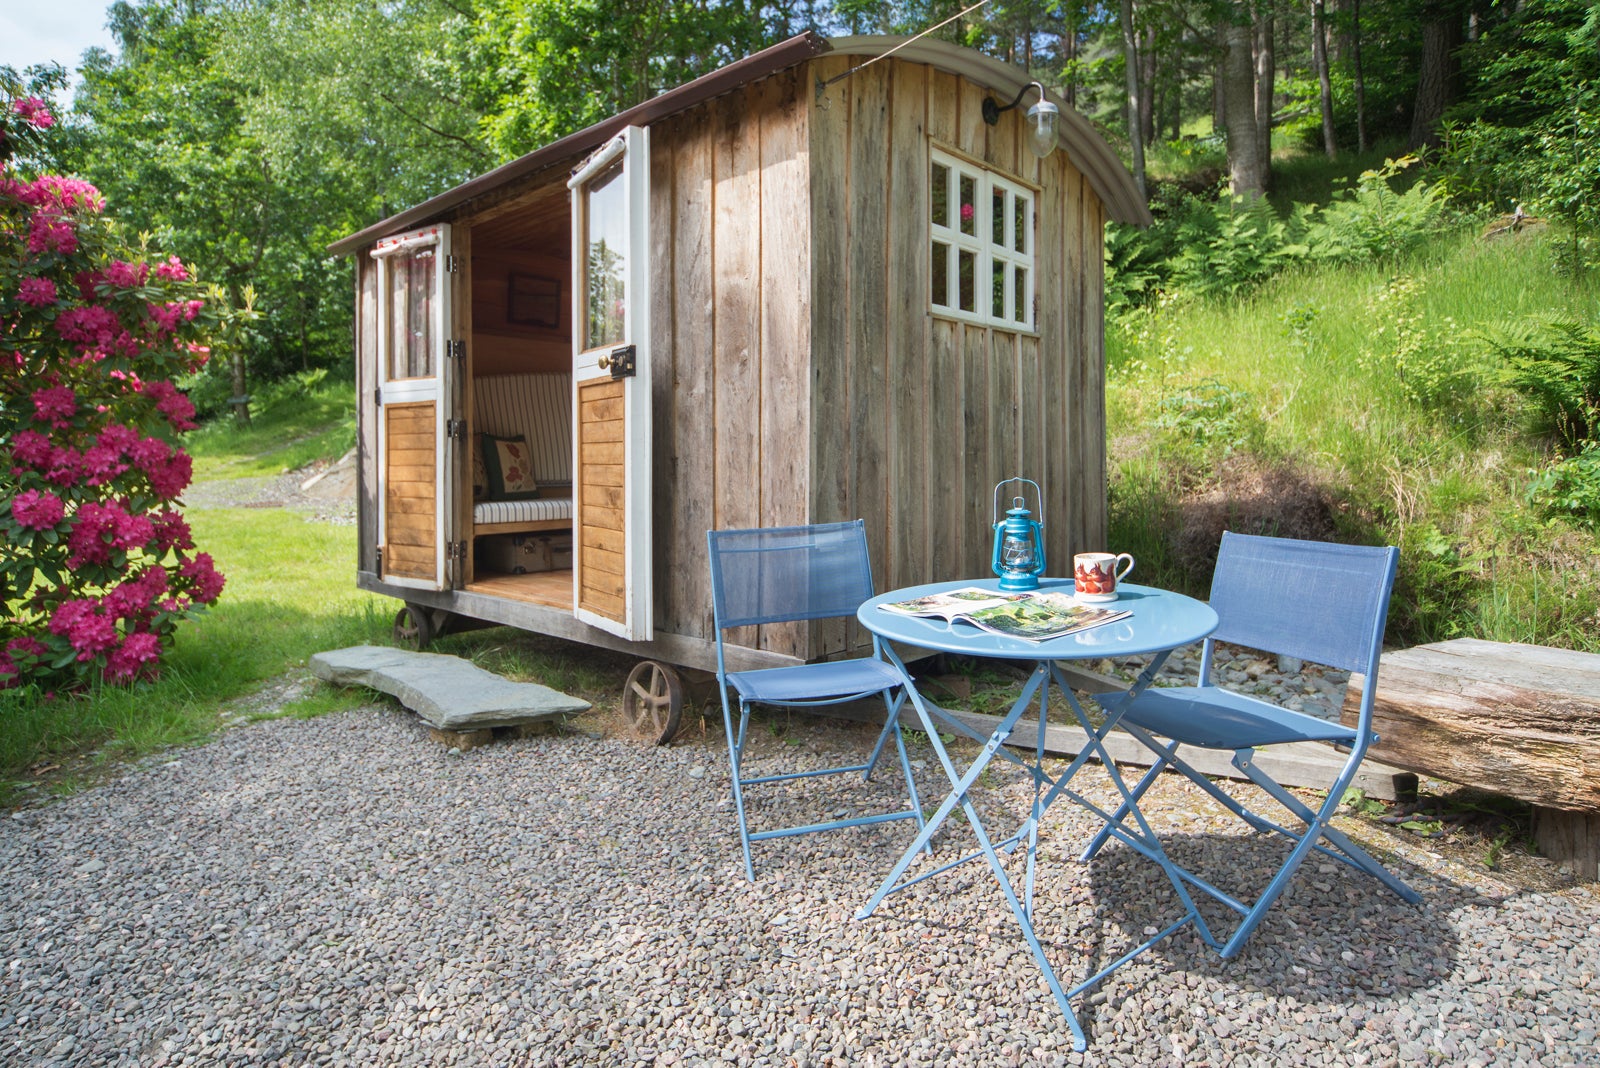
879, 587, 1028, 620
960, 593, 1132, 642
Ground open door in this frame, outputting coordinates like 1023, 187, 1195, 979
569, 127, 652, 641
371, 223, 458, 591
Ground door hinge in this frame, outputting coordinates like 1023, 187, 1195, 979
447, 419, 466, 440
445, 254, 462, 274
375, 546, 384, 571
444, 338, 465, 361
374, 387, 383, 407
605, 344, 637, 379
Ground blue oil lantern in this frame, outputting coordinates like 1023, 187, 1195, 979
991, 477, 1046, 591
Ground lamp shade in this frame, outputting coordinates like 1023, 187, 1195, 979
1026, 98, 1060, 159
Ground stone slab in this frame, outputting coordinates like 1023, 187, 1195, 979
310, 645, 590, 731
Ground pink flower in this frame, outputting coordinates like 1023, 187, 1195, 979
145, 449, 191, 500
180, 552, 225, 604
83, 442, 130, 485
32, 385, 77, 428
21, 176, 101, 213
48, 598, 118, 660
6, 636, 47, 660
104, 568, 168, 621
104, 632, 162, 683
18, 276, 57, 306
56, 305, 120, 349
14, 96, 54, 129
104, 260, 149, 289
143, 380, 197, 431
27, 212, 77, 255
9, 429, 53, 468
150, 509, 193, 552
155, 256, 189, 281
961, 203, 975, 224
44, 445, 85, 488
97, 424, 140, 452
11, 489, 66, 530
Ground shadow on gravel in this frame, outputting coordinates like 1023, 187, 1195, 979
1080, 831, 1461, 1005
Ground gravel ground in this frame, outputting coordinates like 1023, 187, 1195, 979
2, 706, 1597, 1067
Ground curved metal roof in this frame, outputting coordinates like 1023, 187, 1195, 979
329, 31, 1147, 256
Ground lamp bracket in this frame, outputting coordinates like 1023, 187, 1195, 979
982, 81, 1044, 126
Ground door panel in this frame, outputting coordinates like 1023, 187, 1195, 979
569, 127, 652, 640
372, 223, 455, 590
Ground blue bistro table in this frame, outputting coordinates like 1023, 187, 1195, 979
856, 577, 1219, 1052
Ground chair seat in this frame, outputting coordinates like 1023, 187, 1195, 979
728, 658, 903, 704
1119, 685, 1359, 749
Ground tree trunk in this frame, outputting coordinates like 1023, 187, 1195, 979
1120, 0, 1148, 196
1254, 1, 1276, 183
1213, 22, 1228, 136
1139, 25, 1158, 149
230, 348, 251, 428
1352, 0, 1369, 151
1409, 4, 1463, 150
1222, 14, 1265, 196
1312, 0, 1338, 158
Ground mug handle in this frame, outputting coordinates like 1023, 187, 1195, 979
1114, 553, 1135, 583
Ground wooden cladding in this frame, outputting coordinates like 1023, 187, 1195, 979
576, 378, 626, 620
808, 57, 1107, 650
382, 402, 437, 581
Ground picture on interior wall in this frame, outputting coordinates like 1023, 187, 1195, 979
507, 272, 561, 329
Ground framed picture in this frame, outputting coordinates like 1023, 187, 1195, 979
507, 272, 561, 329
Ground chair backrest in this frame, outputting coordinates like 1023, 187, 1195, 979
707, 521, 876, 632
1207, 531, 1399, 676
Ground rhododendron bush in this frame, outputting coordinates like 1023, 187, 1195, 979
2, 89, 226, 689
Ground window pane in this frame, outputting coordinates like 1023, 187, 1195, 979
959, 174, 976, 236
1015, 196, 1028, 253
1014, 266, 1028, 323
992, 258, 1006, 319
931, 241, 949, 306
388, 249, 435, 380
931, 162, 949, 228
993, 188, 1006, 246
583, 161, 627, 349
958, 248, 975, 312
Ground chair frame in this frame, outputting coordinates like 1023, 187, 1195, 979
707, 521, 925, 882
1083, 531, 1421, 959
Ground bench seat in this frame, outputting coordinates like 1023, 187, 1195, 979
473, 371, 572, 537
473, 496, 573, 534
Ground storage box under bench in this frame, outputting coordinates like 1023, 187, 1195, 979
477, 532, 574, 575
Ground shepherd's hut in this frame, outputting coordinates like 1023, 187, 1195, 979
329, 32, 1150, 729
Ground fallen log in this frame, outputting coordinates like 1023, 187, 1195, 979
1343, 637, 1600, 880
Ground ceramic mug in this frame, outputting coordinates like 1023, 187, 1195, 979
1073, 552, 1135, 601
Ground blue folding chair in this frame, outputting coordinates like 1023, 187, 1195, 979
707, 521, 925, 882
1083, 531, 1421, 958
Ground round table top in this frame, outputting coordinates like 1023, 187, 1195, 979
858, 578, 1219, 661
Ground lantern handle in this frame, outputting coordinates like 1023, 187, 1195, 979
992, 477, 1045, 527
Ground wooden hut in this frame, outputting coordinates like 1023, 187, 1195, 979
330, 32, 1149, 719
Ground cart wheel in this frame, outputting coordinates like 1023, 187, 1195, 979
393, 603, 435, 650
622, 660, 683, 745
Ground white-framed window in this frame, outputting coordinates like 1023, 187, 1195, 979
929, 147, 1035, 331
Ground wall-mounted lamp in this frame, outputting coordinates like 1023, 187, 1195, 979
981, 81, 1060, 160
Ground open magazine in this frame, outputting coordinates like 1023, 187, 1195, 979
879, 586, 1131, 642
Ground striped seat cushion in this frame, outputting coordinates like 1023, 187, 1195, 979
474, 372, 571, 484
473, 496, 573, 526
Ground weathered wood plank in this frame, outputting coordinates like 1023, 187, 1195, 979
847, 60, 891, 660
712, 89, 761, 537
809, 54, 853, 660
665, 108, 715, 642
759, 71, 812, 660
887, 59, 929, 594
1343, 638, 1600, 812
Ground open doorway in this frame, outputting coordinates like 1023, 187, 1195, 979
464, 181, 574, 608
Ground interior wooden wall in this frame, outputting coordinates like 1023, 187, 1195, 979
648, 69, 814, 659
470, 248, 570, 375
808, 56, 1108, 658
